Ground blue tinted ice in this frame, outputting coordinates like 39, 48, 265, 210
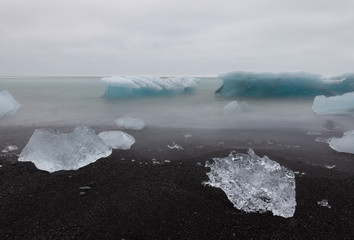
102, 76, 199, 98
18, 124, 112, 172
0, 90, 21, 117
216, 72, 354, 98
312, 92, 354, 116
204, 149, 296, 218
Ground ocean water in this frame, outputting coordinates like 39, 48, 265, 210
0, 76, 353, 131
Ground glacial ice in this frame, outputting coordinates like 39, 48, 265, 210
98, 131, 135, 150
312, 92, 354, 116
223, 101, 249, 114
216, 72, 354, 98
0, 90, 21, 117
114, 117, 145, 130
203, 149, 296, 218
18, 124, 112, 172
328, 130, 354, 154
102, 76, 199, 98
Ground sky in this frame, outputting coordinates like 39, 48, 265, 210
0, 0, 353, 76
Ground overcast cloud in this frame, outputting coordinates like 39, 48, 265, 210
0, 0, 353, 76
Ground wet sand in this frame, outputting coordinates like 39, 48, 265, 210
1, 126, 354, 239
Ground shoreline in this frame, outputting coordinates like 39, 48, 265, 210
1, 126, 354, 239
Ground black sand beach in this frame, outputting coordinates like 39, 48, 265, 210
1, 126, 354, 239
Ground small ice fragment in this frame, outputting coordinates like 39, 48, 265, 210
324, 164, 336, 169
328, 130, 354, 154
196, 162, 202, 166
184, 133, 192, 139
0, 165, 2, 168
167, 142, 184, 150
121, 158, 126, 160
307, 131, 322, 136
114, 117, 145, 130
218, 141, 225, 145
196, 146, 204, 149
18, 124, 112, 172
267, 141, 274, 145
315, 137, 329, 143
131, 159, 135, 162
223, 101, 249, 114
164, 160, 171, 163
317, 199, 331, 209
152, 158, 161, 165
294, 171, 300, 175
0, 90, 21, 118
203, 149, 296, 218
98, 131, 135, 150
2, 145, 19, 153
79, 186, 91, 191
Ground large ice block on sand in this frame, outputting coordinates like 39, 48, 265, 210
114, 117, 145, 130
312, 92, 354, 116
18, 124, 112, 172
328, 130, 354, 154
101, 76, 199, 98
216, 72, 354, 98
98, 131, 135, 150
0, 90, 21, 117
204, 149, 296, 218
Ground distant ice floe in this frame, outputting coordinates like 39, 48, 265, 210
317, 199, 331, 209
222, 101, 250, 114
0, 90, 21, 118
101, 76, 199, 98
328, 130, 354, 154
312, 92, 354, 116
114, 117, 145, 130
216, 72, 354, 98
98, 131, 135, 150
204, 149, 296, 218
18, 124, 112, 172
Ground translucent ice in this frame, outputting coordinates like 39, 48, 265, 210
317, 199, 331, 209
204, 149, 296, 218
114, 117, 145, 130
328, 130, 354, 154
98, 131, 135, 150
18, 124, 112, 172
102, 76, 199, 98
312, 92, 354, 116
223, 101, 249, 114
0, 90, 21, 117
216, 72, 354, 98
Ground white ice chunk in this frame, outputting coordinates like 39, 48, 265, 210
313, 92, 354, 116
203, 149, 296, 218
98, 131, 135, 150
114, 117, 145, 130
328, 130, 354, 154
2, 145, 18, 153
223, 101, 249, 114
18, 124, 112, 172
167, 142, 184, 150
317, 199, 331, 208
0, 90, 21, 117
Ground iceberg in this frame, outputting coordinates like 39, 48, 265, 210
312, 92, 354, 116
203, 149, 296, 218
98, 131, 135, 150
101, 76, 199, 98
222, 101, 249, 114
18, 124, 112, 172
216, 72, 354, 98
114, 117, 145, 130
0, 90, 21, 117
328, 130, 354, 154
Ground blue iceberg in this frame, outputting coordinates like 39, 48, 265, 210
216, 72, 354, 98
312, 92, 354, 116
101, 76, 199, 98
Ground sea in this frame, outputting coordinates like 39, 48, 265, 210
0, 76, 353, 131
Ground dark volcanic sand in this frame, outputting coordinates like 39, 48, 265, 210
1, 126, 354, 239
